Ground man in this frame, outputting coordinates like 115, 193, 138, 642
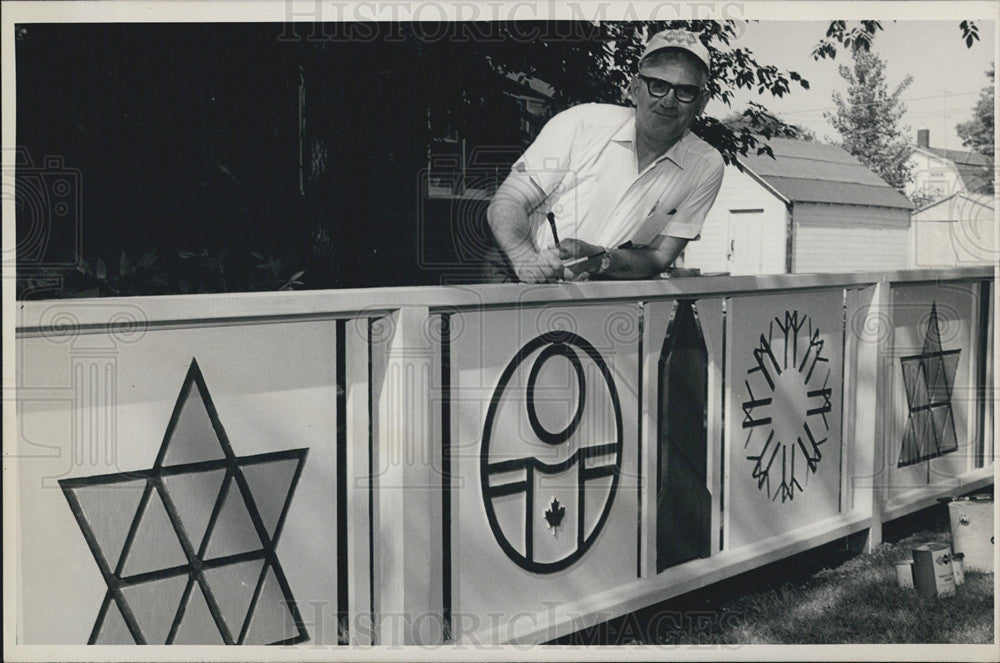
486, 29, 725, 283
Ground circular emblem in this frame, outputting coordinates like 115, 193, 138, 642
741, 311, 833, 502
481, 331, 623, 573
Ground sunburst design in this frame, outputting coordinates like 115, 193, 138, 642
741, 311, 833, 502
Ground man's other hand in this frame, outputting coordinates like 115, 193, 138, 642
555, 238, 605, 281
554, 237, 603, 261
511, 247, 565, 283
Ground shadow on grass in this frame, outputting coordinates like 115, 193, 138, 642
552, 501, 994, 645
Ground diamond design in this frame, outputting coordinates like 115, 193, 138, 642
93, 598, 133, 644
172, 584, 226, 644
203, 559, 265, 638
160, 469, 226, 552
121, 488, 188, 576
898, 303, 961, 467
204, 480, 263, 560
60, 358, 309, 645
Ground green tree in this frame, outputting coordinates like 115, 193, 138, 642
824, 46, 914, 192
955, 64, 995, 194
416, 20, 979, 166
408, 21, 814, 165
721, 110, 816, 143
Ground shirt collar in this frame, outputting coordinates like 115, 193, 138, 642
610, 113, 695, 170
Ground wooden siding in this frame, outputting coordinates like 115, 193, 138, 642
682, 165, 787, 274
911, 194, 996, 268
792, 203, 911, 273
907, 149, 963, 201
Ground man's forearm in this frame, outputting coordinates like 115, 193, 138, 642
486, 197, 537, 262
600, 236, 687, 280
601, 246, 668, 279
486, 185, 564, 283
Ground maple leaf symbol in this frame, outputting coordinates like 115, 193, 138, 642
544, 497, 566, 529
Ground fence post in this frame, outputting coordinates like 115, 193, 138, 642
848, 279, 891, 553
370, 307, 444, 646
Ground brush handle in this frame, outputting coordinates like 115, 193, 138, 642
546, 212, 560, 248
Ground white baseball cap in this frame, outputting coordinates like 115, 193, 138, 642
639, 29, 711, 73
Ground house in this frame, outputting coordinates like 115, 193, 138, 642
681, 138, 915, 275
907, 129, 993, 202
911, 191, 996, 268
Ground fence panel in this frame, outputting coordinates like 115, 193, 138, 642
884, 282, 980, 515
10, 267, 993, 649
446, 302, 640, 643
14, 309, 345, 645
723, 290, 845, 549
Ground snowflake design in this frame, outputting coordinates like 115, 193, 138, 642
741, 311, 833, 502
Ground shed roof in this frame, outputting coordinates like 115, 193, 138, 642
739, 137, 914, 209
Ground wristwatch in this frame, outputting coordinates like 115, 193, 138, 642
596, 250, 612, 275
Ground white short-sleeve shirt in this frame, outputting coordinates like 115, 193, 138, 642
515, 103, 725, 251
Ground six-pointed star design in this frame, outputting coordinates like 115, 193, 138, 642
60, 359, 310, 645
898, 302, 961, 467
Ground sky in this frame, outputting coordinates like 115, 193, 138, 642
705, 20, 996, 150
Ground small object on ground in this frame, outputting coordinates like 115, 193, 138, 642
895, 559, 915, 589
951, 551, 966, 586
912, 543, 957, 598
948, 497, 994, 572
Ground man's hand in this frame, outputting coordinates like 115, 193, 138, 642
555, 237, 603, 261
555, 238, 605, 281
510, 247, 565, 283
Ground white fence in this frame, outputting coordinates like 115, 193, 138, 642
9, 267, 994, 648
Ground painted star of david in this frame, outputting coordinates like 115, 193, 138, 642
59, 359, 310, 645
898, 303, 961, 467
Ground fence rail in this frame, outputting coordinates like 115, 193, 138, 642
9, 266, 994, 648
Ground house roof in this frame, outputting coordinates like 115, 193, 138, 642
926, 146, 990, 167
739, 137, 914, 209
924, 146, 994, 195
913, 191, 994, 218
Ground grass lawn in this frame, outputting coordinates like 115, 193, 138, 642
553, 502, 994, 645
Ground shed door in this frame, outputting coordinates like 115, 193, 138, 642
726, 209, 766, 275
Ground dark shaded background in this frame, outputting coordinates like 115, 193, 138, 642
16, 22, 528, 293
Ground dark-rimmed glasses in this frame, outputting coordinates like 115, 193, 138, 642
638, 74, 703, 103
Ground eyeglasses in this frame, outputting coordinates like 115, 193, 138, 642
638, 75, 703, 103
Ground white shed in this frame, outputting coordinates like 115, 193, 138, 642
682, 138, 914, 275
911, 192, 996, 268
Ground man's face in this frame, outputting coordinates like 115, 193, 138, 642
630, 51, 708, 145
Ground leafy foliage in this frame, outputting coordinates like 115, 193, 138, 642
417, 19, 981, 168
959, 20, 981, 48
16, 247, 305, 299
812, 21, 884, 60
824, 46, 914, 192
410, 21, 812, 166
955, 65, 995, 194
721, 109, 816, 145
